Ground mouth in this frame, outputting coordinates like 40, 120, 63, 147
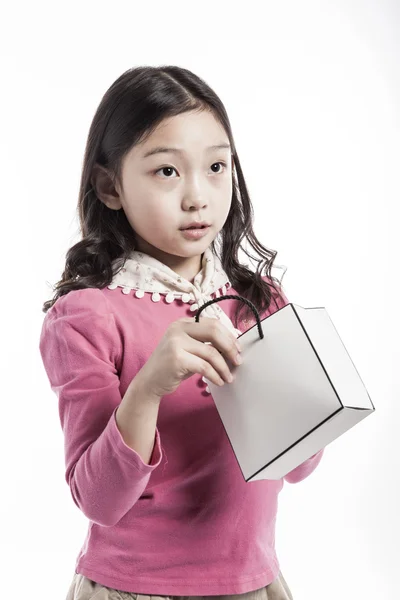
179, 221, 211, 230
181, 225, 209, 230
179, 225, 211, 239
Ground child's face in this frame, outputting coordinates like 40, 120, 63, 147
115, 109, 233, 282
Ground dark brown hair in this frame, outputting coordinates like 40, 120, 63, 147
42, 65, 287, 327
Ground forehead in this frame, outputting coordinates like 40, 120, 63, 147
131, 110, 230, 159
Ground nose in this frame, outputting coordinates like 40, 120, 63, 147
181, 171, 210, 211
182, 195, 208, 211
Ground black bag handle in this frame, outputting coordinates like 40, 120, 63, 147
194, 294, 264, 340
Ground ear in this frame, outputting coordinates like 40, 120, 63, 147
91, 164, 122, 210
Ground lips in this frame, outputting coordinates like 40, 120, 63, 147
180, 220, 211, 230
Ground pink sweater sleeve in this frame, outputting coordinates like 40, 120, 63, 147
39, 289, 163, 527
283, 449, 324, 483
267, 277, 325, 484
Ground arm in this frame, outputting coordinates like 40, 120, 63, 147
115, 374, 162, 466
39, 288, 163, 527
283, 449, 324, 484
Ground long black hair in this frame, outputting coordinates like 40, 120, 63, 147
42, 65, 287, 328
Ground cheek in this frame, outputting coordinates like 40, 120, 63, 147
141, 203, 175, 233
221, 190, 233, 217
126, 191, 165, 222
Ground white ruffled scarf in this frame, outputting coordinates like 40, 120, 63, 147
107, 246, 242, 340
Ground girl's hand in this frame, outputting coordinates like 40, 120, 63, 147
135, 316, 243, 399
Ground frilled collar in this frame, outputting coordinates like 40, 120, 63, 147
107, 246, 242, 340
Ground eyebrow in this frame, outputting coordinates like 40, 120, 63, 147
142, 143, 231, 159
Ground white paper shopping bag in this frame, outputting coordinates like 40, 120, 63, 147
196, 294, 375, 481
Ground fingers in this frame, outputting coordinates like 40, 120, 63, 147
183, 319, 242, 385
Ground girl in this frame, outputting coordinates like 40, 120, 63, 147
39, 65, 324, 600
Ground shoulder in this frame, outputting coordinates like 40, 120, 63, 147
260, 274, 289, 309
45, 287, 113, 321
41, 287, 118, 345
40, 287, 121, 364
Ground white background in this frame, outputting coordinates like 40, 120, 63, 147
1, 1, 398, 598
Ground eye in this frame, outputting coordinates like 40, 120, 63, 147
153, 162, 227, 179
210, 161, 226, 174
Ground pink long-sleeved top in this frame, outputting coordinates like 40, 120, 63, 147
39, 274, 324, 595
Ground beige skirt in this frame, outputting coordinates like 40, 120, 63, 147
66, 570, 294, 600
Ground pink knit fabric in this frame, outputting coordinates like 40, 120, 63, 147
39, 275, 323, 595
